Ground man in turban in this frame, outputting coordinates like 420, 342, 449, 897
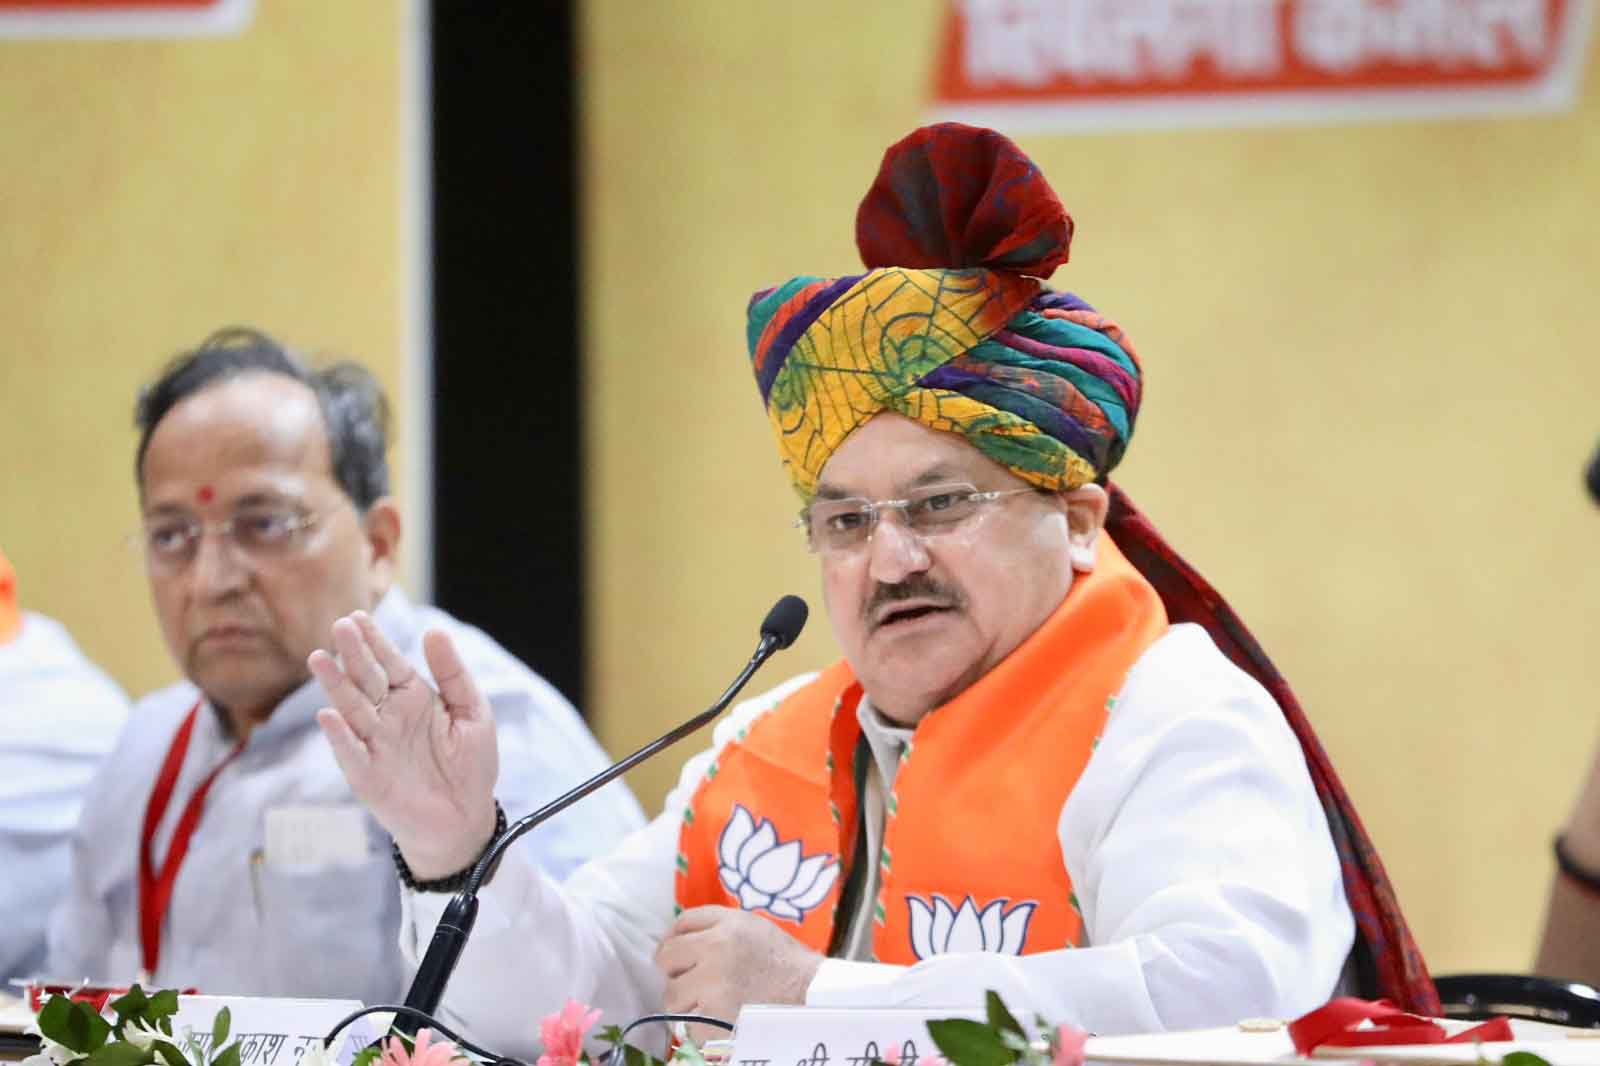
313, 124, 1434, 1054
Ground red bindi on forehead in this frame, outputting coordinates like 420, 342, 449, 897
196, 485, 215, 505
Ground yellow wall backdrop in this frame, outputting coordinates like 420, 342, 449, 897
0, 0, 420, 702
583, 4, 1600, 976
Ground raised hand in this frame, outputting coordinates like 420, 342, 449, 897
310, 611, 500, 879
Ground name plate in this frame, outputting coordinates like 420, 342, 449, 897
168, 996, 379, 1066
729, 1006, 983, 1066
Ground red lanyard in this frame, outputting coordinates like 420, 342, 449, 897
138, 701, 246, 976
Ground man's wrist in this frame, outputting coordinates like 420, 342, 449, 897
392, 801, 506, 891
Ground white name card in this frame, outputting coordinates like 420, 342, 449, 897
729, 1005, 984, 1066
168, 995, 379, 1066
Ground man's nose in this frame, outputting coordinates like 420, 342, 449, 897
866, 510, 931, 585
189, 529, 250, 596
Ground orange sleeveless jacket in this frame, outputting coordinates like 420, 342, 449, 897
674, 538, 1167, 961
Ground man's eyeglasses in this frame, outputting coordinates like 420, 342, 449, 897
796, 483, 1038, 555
138, 507, 323, 574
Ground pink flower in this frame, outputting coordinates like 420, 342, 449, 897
381, 1029, 459, 1066
1053, 1024, 1089, 1066
537, 999, 603, 1066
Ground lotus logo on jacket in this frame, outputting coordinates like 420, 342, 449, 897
907, 895, 1037, 959
716, 803, 839, 922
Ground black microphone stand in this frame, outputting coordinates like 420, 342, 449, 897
393, 597, 808, 1039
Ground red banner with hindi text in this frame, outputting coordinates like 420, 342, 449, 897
931, 0, 1592, 129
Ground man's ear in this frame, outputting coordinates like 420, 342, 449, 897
1063, 484, 1109, 574
361, 497, 403, 602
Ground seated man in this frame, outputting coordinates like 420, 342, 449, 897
314, 126, 1434, 1049
0, 549, 130, 984
46, 328, 644, 1004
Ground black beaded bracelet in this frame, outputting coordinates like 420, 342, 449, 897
392, 801, 508, 893
1554, 834, 1600, 896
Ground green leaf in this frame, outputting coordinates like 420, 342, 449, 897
598, 1025, 624, 1047
111, 988, 149, 1027
927, 1019, 1017, 1066
670, 1042, 709, 1066
212, 1042, 240, 1066
62, 1001, 114, 1054
622, 1044, 660, 1066
210, 1008, 231, 1052
37, 995, 76, 1046
153, 1040, 189, 1066
1502, 1054, 1554, 1066
986, 991, 1025, 1040
148, 992, 180, 1021
350, 1046, 382, 1066
999, 1032, 1032, 1054
85, 1041, 157, 1066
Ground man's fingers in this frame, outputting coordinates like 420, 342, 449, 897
316, 706, 373, 784
355, 611, 419, 689
332, 617, 389, 704
308, 648, 381, 743
654, 932, 703, 980
422, 629, 486, 720
659, 974, 702, 1016
671, 905, 732, 935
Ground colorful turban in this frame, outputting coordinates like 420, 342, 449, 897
747, 123, 1142, 501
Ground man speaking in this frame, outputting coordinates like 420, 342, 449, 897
313, 124, 1432, 1050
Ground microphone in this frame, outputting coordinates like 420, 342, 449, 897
1587, 440, 1600, 507
394, 595, 809, 1036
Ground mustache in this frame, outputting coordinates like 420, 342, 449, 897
863, 575, 965, 628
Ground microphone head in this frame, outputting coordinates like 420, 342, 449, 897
760, 595, 809, 650
1588, 440, 1600, 507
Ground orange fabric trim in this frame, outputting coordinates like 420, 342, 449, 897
0, 548, 19, 645
675, 537, 1168, 962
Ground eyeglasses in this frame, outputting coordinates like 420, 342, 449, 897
138, 507, 323, 574
797, 482, 1039, 555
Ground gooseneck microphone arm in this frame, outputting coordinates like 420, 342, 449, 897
395, 595, 810, 1037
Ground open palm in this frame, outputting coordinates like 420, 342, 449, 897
310, 611, 501, 878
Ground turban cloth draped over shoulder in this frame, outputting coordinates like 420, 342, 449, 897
746, 123, 1141, 501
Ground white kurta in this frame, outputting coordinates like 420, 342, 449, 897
402, 623, 1355, 1054
0, 613, 130, 984
45, 589, 645, 1005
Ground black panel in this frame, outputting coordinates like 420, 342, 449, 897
431, 4, 585, 709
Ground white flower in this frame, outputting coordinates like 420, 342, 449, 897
121, 1020, 167, 1052
26, 1038, 87, 1066
299, 1041, 339, 1066
907, 895, 1036, 959
716, 804, 839, 922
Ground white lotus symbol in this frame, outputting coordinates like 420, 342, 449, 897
907, 894, 1037, 959
716, 803, 839, 922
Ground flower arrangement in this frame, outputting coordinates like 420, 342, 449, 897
916, 991, 1082, 1066
22, 989, 711, 1066
23, 985, 1555, 1066
24, 986, 240, 1066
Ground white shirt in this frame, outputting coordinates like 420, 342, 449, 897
403, 624, 1355, 1053
0, 613, 130, 984
45, 589, 645, 1004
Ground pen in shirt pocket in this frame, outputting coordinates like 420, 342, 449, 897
248, 848, 264, 915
